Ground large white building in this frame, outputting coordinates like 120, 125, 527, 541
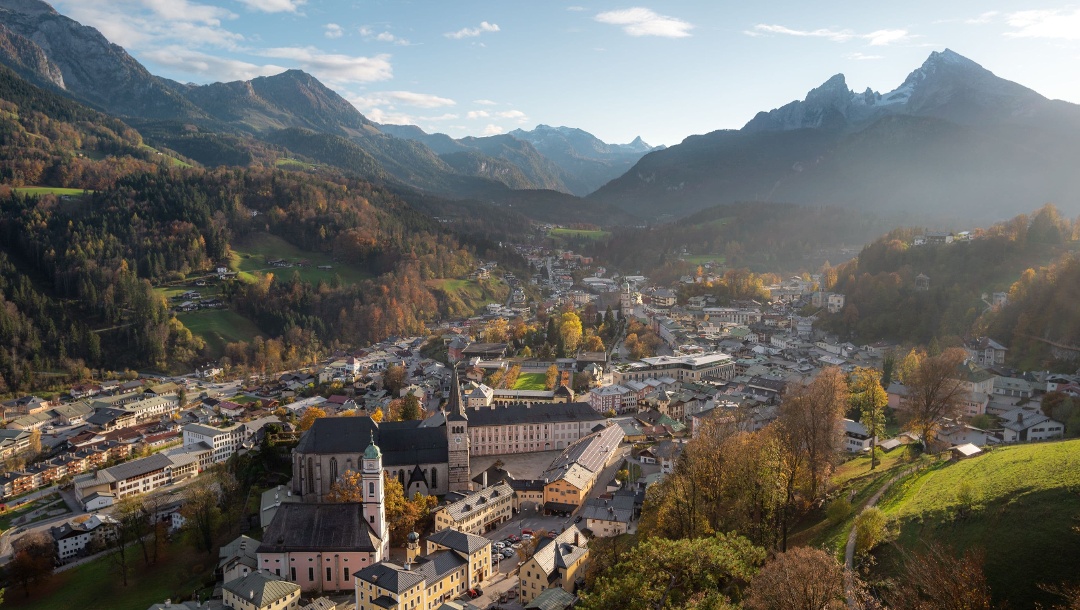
183, 422, 247, 464
613, 353, 735, 385
465, 402, 606, 456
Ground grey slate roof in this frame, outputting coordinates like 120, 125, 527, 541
294, 416, 448, 467
439, 482, 513, 522
222, 571, 299, 607
465, 402, 605, 427
524, 587, 576, 610
531, 526, 587, 578
258, 503, 379, 553
98, 453, 174, 482
355, 562, 426, 594
413, 550, 467, 584
426, 528, 492, 554
545, 424, 622, 474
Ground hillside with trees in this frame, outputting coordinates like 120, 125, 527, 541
818, 205, 1079, 349
0, 66, 489, 393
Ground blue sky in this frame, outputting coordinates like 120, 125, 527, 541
51, 0, 1080, 146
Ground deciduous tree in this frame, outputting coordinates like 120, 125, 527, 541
744, 547, 846, 610
904, 348, 968, 449
578, 533, 766, 610
850, 367, 888, 469
297, 406, 326, 431
8, 532, 55, 597
779, 367, 848, 502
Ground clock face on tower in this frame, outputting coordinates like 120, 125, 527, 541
454, 436, 461, 444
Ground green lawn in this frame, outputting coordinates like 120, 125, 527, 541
513, 372, 547, 391
231, 232, 372, 286
548, 228, 611, 240
6, 541, 214, 610
679, 254, 726, 266
275, 157, 317, 170
0, 496, 59, 532
425, 278, 509, 317
140, 144, 192, 168
177, 309, 265, 354
12, 186, 92, 196
875, 440, 1080, 607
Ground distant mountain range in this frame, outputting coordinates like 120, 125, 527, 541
0, 0, 655, 208
1, 0, 1077, 225
590, 49, 1080, 222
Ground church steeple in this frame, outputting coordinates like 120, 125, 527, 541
447, 365, 467, 422
445, 364, 471, 491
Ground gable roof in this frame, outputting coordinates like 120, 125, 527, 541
222, 571, 299, 607
465, 402, 604, 428
354, 562, 426, 594
426, 528, 492, 555
294, 416, 448, 466
257, 503, 379, 553
438, 483, 513, 523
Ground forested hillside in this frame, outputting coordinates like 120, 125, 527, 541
818, 205, 1078, 352
0, 66, 488, 394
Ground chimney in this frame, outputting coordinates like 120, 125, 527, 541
481, 471, 488, 489
573, 531, 580, 546
1017, 412, 1023, 424
164, 601, 171, 608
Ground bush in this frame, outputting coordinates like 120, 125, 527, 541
854, 508, 893, 555
826, 497, 852, 524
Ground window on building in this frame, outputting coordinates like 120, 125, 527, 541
308, 567, 314, 581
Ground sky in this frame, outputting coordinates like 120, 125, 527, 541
50, 0, 1080, 146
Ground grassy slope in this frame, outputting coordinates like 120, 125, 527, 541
12, 187, 91, 196
6, 542, 213, 610
177, 309, 265, 354
875, 440, 1080, 607
425, 277, 508, 316
548, 228, 611, 239
230, 232, 372, 286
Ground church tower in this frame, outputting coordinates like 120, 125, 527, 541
361, 432, 389, 559
446, 366, 471, 492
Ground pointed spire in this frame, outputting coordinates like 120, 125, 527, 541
447, 365, 467, 421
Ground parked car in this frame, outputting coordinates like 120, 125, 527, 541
521, 533, 533, 540
574, 515, 583, 523
521, 529, 533, 535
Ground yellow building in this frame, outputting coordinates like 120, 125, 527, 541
222, 571, 301, 610
433, 482, 513, 535
354, 529, 492, 610
518, 526, 589, 604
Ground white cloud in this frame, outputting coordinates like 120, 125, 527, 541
352, 91, 456, 108
54, 0, 242, 49
1005, 9, 1080, 40
467, 110, 490, 119
482, 124, 505, 135
496, 110, 528, 122
445, 21, 500, 40
143, 46, 286, 81
966, 11, 1000, 25
595, 7, 693, 38
358, 27, 411, 45
324, 23, 344, 39
567, 5, 586, 11
257, 47, 393, 83
236, 0, 306, 13
846, 52, 884, 61
749, 24, 913, 46
473, 99, 498, 105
